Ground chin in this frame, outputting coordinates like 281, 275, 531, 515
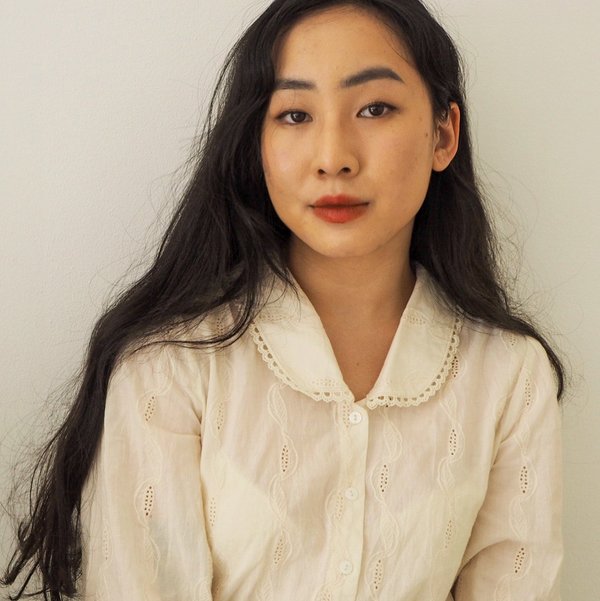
311, 241, 375, 260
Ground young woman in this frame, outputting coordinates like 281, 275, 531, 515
2, 0, 564, 599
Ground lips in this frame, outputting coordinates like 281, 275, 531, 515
313, 194, 367, 207
311, 195, 369, 224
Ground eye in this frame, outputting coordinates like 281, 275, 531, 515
274, 101, 396, 125
358, 102, 396, 118
276, 110, 311, 125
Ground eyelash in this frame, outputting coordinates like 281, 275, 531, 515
275, 101, 397, 125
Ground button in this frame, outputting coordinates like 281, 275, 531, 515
339, 560, 353, 575
349, 411, 362, 424
345, 487, 359, 501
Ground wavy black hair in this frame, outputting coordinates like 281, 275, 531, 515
2, 0, 565, 598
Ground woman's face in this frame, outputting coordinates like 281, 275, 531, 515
261, 5, 459, 263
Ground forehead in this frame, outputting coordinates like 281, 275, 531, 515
274, 6, 412, 75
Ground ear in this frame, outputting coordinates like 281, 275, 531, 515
432, 101, 460, 172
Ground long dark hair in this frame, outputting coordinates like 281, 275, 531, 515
2, 0, 565, 598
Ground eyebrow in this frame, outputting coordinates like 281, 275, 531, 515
273, 66, 405, 91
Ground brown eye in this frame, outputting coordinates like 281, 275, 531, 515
278, 111, 310, 124
358, 102, 396, 118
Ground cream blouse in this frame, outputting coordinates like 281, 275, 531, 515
80, 266, 563, 600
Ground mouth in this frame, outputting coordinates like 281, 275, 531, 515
312, 194, 368, 208
311, 200, 370, 224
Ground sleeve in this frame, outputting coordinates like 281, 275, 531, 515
452, 337, 563, 601
80, 343, 214, 601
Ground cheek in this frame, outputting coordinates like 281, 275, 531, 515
262, 131, 298, 184
385, 127, 434, 177
261, 136, 299, 221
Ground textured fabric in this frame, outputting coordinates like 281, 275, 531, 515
80, 267, 563, 600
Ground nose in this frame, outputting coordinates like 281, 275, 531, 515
313, 119, 360, 177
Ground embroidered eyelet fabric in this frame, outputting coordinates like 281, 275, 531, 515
80, 267, 563, 600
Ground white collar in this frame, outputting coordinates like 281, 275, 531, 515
250, 265, 462, 409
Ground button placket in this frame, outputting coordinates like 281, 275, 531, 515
348, 410, 363, 425
344, 487, 359, 501
339, 560, 353, 575
336, 403, 368, 596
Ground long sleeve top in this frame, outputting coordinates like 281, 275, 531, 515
80, 266, 563, 600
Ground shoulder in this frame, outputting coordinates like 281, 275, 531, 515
450, 321, 562, 461
113, 304, 235, 381
460, 319, 554, 377
413, 266, 558, 398
106, 342, 208, 432
457, 320, 559, 423
106, 307, 237, 428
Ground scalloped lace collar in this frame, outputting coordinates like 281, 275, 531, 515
250, 265, 462, 409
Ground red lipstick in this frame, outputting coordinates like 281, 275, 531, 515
312, 195, 369, 224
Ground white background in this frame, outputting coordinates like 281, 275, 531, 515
1, 1, 598, 598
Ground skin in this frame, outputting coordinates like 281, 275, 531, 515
260, 5, 460, 399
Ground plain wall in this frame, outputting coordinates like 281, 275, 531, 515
1, 1, 598, 598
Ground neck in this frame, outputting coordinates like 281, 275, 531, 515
286, 237, 416, 326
